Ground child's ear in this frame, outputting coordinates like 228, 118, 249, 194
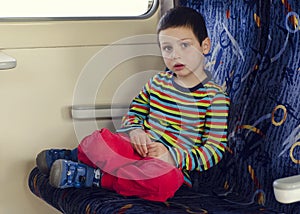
201, 37, 211, 55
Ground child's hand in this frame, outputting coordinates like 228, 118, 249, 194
147, 142, 168, 158
147, 142, 176, 166
129, 129, 151, 157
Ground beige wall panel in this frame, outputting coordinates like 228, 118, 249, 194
0, 4, 162, 213
0, 47, 97, 213
0, 9, 159, 49
0, 45, 163, 213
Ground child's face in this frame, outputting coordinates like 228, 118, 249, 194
158, 26, 210, 80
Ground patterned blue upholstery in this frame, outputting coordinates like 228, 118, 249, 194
28, 0, 300, 213
29, 167, 282, 213
178, 0, 300, 212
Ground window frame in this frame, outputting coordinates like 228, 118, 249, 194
0, 0, 158, 22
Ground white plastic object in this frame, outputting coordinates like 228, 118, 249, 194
0, 51, 16, 70
273, 175, 300, 204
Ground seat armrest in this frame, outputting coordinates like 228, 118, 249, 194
273, 175, 300, 204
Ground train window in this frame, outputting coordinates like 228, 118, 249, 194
0, 0, 157, 20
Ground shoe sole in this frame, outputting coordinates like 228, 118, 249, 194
36, 150, 50, 175
49, 160, 64, 188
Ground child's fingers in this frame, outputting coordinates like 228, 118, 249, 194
140, 135, 149, 156
129, 129, 151, 157
138, 142, 148, 157
132, 137, 148, 157
147, 144, 158, 157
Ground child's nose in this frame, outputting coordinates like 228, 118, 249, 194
170, 47, 181, 59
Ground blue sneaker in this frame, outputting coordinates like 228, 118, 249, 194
36, 149, 78, 175
49, 159, 100, 188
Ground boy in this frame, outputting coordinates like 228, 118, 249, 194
35, 7, 230, 202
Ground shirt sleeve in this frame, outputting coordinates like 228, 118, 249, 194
117, 80, 151, 133
168, 92, 230, 172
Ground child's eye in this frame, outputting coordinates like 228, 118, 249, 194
181, 42, 190, 48
162, 45, 173, 52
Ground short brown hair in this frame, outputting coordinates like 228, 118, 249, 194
157, 7, 208, 45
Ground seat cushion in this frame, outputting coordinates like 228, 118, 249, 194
29, 167, 291, 214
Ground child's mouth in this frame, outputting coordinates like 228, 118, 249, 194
174, 64, 185, 71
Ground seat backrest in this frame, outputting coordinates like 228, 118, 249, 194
179, 0, 300, 211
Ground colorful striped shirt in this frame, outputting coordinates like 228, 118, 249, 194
117, 70, 230, 186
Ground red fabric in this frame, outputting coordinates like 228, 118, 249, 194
77, 128, 184, 202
